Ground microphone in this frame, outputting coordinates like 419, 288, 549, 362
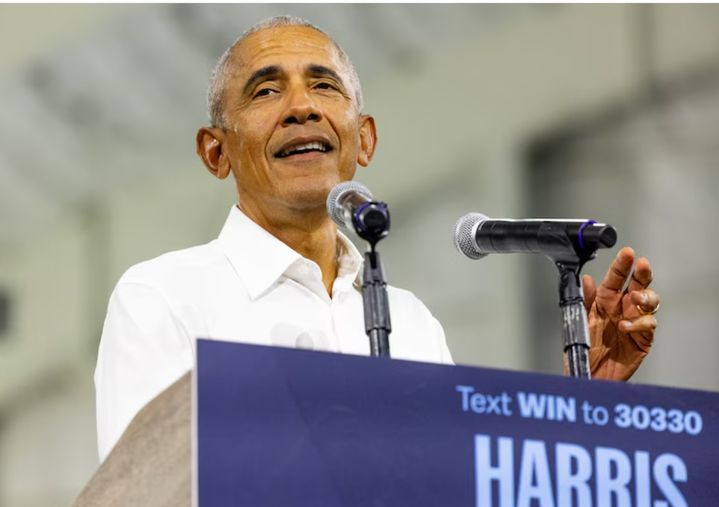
327, 181, 390, 244
328, 181, 393, 356
454, 212, 617, 262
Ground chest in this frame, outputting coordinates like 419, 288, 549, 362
198, 277, 370, 357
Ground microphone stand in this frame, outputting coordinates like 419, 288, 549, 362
546, 221, 616, 378
363, 246, 391, 357
350, 201, 392, 358
556, 261, 591, 379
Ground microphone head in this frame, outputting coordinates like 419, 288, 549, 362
326, 181, 373, 226
453, 212, 490, 260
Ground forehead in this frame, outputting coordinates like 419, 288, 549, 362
230, 26, 346, 79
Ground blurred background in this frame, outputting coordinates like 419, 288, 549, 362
0, 4, 718, 505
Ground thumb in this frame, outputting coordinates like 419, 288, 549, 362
582, 274, 596, 314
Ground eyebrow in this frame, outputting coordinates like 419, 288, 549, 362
306, 64, 345, 88
242, 65, 282, 97
241, 64, 346, 97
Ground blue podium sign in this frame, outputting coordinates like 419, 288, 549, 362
195, 339, 719, 506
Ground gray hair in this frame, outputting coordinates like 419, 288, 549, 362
207, 15, 364, 128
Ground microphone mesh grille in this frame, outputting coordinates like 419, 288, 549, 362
453, 212, 488, 259
326, 181, 373, 226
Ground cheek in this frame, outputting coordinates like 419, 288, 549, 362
234, 108, 275, 151
233, 126, 271, 166
229, 138, 269, 186
337, 116, 362, 150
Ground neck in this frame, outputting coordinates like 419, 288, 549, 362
238, 202, 338, 295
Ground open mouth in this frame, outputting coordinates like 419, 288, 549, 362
275, 141, 333, 158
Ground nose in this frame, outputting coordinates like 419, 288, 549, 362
281, 87, 322, 126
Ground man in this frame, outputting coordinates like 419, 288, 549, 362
94, 16, 659, 462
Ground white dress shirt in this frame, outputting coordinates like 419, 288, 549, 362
94, 206, 452, 462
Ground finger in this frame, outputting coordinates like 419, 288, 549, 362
619, 315, 657, 334
630, 289, 660, 313
582, 274, 596, 313
620, 315, 657, 352
598, 247, 635, 294
627, 256, 653, 293
629, 330, 654, 351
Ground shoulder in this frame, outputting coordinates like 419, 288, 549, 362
102, 242, 227, 346
118, 240, 225, 292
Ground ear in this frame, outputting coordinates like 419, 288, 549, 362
356, 114, 377, 167
196, 127, 232, 179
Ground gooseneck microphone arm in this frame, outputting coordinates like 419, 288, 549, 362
327, 181, 392, 358
454, 213, 618, 378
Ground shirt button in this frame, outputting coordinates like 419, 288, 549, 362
295, 333, 315, 350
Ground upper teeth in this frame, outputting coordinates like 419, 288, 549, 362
279, 141, 328, 157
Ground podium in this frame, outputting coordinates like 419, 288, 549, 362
73, 372, 191, 506
75, 339, 719, 506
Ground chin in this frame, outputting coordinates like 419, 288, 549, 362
282, 184, 334, 212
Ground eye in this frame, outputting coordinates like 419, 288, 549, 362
253, 87, 278, 99
314, 81, 339, 91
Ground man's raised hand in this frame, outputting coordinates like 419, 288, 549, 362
581, 247, 659, 381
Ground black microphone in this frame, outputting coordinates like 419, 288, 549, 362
454, 213, 617, 262
327, 181, 390, 244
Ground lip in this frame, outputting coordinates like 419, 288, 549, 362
273, 134, 334, 158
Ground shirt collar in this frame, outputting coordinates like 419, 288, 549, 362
217, 206, 363, 299
336, 229, 364, 291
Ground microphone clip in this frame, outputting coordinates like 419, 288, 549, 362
350, 201, 390, 248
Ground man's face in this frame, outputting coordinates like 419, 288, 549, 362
219, 26, 375, 216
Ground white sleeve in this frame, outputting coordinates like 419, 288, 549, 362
410, 290, 454, 365
433, 316, 455, 366
94, 280, 193, 462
